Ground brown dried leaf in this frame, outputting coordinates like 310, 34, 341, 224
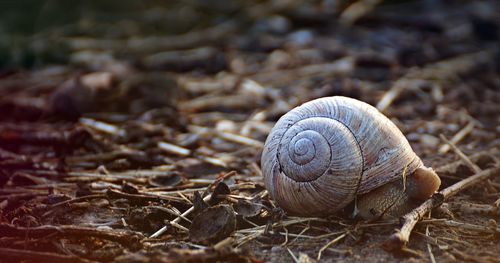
189, 204, 236, 244
234, 199, 262, 218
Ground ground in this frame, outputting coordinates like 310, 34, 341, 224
0, 0, 499, 262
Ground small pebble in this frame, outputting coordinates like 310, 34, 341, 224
287, 30, 314, 47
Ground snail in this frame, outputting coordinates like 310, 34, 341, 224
261, 96, 441, 220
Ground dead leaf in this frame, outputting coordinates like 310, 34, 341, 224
189, 204, 236, 244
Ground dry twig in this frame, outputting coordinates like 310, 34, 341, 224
0, 224, 143, 249
0, 247, 86, 263
377, 51, 494, 112
382, 166, 500, 251
438, 122, 475, 154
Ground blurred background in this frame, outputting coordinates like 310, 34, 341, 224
1, 0, 498, 69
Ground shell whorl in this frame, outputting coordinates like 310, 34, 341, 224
277, 117, 362, 182
261, 96, 424, 216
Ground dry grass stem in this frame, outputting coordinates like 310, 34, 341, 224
435, 147, 499, 174
287, 247, 299, 263
317, 232, 348, 261
339, 0, 383, 25
79, 117, 126, 136
439, 134, 481, 173
426, 225, 437, 263
422, 219, 500, 234
149, 193, 212, 238
157, 141, 191, 156
438, 122, 475, 154
377, 51, 494, 112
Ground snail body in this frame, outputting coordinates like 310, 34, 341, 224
261, 96, 440, 219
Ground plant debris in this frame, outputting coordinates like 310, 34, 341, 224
0, 0, 499, 262
189, 205, 237, 244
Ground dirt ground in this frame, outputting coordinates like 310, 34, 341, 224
0, 0, 499, 262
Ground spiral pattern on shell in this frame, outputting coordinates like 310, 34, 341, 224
261, 96, 424, 216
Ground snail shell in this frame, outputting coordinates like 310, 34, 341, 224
261, 96, 440, 217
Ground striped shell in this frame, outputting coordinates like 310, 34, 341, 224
261, 96, 425, 216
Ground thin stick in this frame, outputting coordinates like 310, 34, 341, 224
288, 224, 311, 245
286, 247, 299, 263
280, 227, 289, 246
376, 81, 419, 112
157, 141, 191, 156
49, 194, 105, 209
439, 134, 481, 173
149, 206, 192, 223
0, 224, 143, 248
423, 219, 499, 234
170, 221, 189, 232
234, 218, 319, 247
339, 0, 383, 25
217, 131, 264, 148
426, 225, 437, 263
0, 247, 85, 263
438, 122, 475, 154
149, 194, 212, 238
449, 202, 498, 215
441, 134, 498, 192
435, 147, 499, 174
79, 117, 125, 137
376, 51, 493, 112
382, 166, 500, 251
317, 232, 348, 261
213, 237, 234, 251
439, 169, 500, 200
